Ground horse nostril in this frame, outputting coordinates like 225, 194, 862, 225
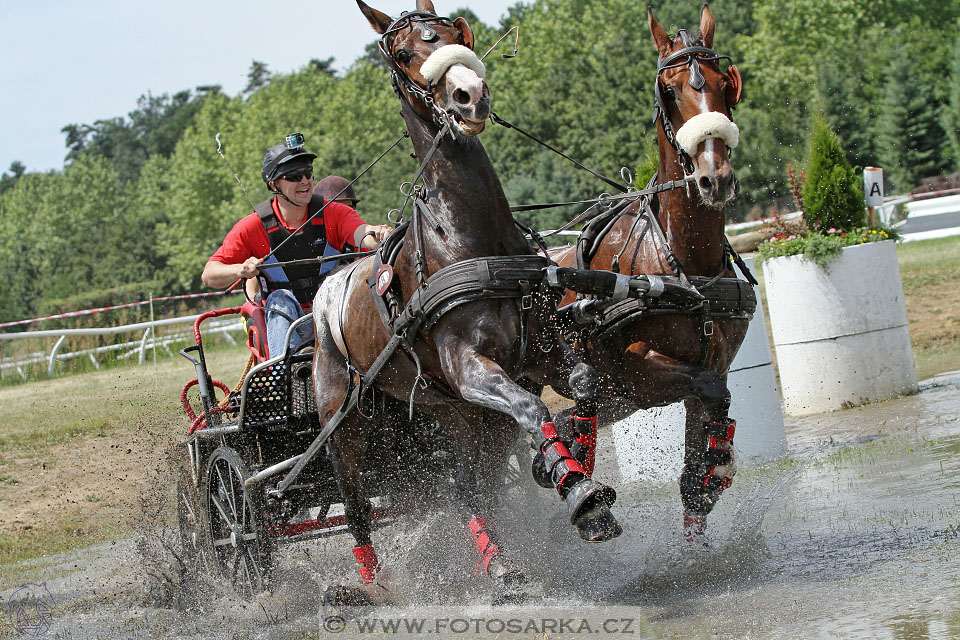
453, 88, 471, 105
699, 176, 714, 192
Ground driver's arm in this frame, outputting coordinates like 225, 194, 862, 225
201, 257, 263, 289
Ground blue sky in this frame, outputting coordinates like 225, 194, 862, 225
0, 0, 517, 176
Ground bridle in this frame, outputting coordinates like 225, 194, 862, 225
653, 31, 739, 176
378, 11, 461, 128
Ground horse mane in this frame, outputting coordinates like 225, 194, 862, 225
674, 29, 701, 47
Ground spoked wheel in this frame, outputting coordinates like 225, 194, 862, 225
205, 447, 274, 599
502, 437, 536, 501
176, 472, 210, 575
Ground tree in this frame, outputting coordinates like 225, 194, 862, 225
0, 161, 26, 196
309, 57, 338, 76
60, 90, 207, 183
243, 60, 272, 96
817, 59, 878, 172
943, 22, 960, 172
877, 37, 951, 192
801, 113, 864, 231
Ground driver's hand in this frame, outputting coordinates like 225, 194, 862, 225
239, 257, 263, 279
371, 224, 392, 243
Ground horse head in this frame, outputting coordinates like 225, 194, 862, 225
358, 0, 490, 136
649, 4, 742, 208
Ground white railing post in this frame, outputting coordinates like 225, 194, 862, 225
138, 328, 151, 364
48, 334, 67, 376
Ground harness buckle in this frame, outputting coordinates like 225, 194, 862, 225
703, 319, 714, 337
520, 280, 533, 310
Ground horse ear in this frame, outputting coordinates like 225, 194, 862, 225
416, 0, 437, 13
700, 3, 715, 49
453, 17, 475, 50
725, 65, 743, 107
357, 0, 393, 35
648, 7, 672, 59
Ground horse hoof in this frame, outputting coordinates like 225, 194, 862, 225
491, 570, 528, 607
531, 452, 553, 489
573, 500, 623, 542
566, 478, 615, 518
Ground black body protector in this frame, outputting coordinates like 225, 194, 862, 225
254, 195, 352, 305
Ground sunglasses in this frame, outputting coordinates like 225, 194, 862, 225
281, 169, 313, 182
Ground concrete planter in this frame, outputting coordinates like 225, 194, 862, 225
762, 240, 917, 416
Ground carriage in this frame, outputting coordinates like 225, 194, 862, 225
175, 304, 462, 598
171, 0, 755, 605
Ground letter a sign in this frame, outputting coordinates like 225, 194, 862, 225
864, 167, 884, 207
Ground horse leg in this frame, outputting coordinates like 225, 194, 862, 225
679, 370, 737, 543
312, 318, 385, 605
532, 337, 622, 542
437, 338, 620, 544
435, 405, 527, 605
325, 416, 389, 603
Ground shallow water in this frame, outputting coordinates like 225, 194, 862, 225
4, 373, 960, 639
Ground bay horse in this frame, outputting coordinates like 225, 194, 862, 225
551, 4, 754, 542
309, 0, 620, 605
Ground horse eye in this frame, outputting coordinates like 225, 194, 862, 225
395, 49, 413, 65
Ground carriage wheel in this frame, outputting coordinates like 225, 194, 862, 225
502, 437, 536, 500
205, 447, 274, 599
176, 473, 211, 575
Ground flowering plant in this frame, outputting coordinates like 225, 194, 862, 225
757, 225, 898, 270
756, 114, 898, 271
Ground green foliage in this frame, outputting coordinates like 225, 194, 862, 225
61, 90, 206, 183
817, 59, 879, 171
801, 113, 865, 231
3, 0, 958, 324
757, 226, 897, 271
877, 33, 953, 191
243, 61, 273, 96
35, 280, 164, 316
942, 22, 960, 172
0, 161, 25, 196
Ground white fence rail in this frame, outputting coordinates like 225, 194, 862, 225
0, 315, 243, 379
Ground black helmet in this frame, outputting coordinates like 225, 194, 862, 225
261, 133, 317, 184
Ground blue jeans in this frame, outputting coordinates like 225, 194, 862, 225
264, 289, 314, 357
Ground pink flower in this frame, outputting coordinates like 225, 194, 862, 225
828, 227, 837, 233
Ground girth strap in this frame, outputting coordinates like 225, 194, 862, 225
398, 255, 549, 334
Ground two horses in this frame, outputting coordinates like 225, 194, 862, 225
309, 0, 750, 603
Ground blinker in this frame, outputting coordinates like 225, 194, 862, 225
688, 58, 705, 91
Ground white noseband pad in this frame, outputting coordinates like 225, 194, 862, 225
675, 111, 740, 156
420, 44, 486, 86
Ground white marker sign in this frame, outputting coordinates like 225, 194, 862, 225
864, 166, 884, 207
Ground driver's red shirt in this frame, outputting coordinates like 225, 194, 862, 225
209, 197, 366, 265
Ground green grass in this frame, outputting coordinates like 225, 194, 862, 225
897, 235, 960, 287
0, 521, 122, 568
0, 342, 248, 460
897, 235, 960, 378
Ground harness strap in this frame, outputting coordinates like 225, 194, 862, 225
589, 276, 757, 343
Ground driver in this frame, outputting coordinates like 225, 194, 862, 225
201, 133, 391, 357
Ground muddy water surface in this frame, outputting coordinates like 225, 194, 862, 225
3, 374, 959, 639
